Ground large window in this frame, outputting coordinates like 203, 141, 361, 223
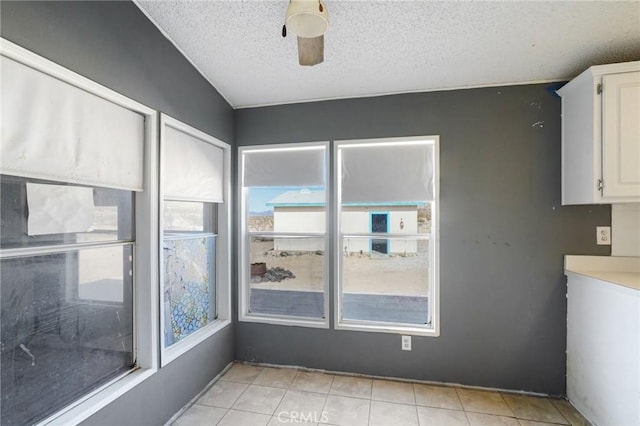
0, 177, 136, 425
1, 39, 159, 425
159, 114, 231, 364
238, 138, 439, 336
239, 143, 329, 327
335, 138, 439, 335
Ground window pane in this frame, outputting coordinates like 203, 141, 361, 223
249, 236, 324, 318
164, 201, 216, 233
341, 237, 429, 325
163, 235, 216, 347
0, 175, 133, 249
0, 246, 134, 426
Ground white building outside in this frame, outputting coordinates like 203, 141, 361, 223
268, 190, 423, 254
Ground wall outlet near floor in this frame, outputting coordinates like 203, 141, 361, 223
401, 335, 412, 351
596, 226, 611, 245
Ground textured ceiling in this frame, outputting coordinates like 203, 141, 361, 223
135, 1, 640, 109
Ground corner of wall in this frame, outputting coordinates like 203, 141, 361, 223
611, 203, 640, 256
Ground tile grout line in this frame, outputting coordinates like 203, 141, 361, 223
462, 409, 471, 426
367, 388, 373, 426
412, 382, 420, 426
319, 372, 334, 424
498, 391, 516, 417
317, 377, 332, 425
214, 406, 228, 426
219, 367, 268, 421
269, 380, 288, 422
500, 392, 572, 425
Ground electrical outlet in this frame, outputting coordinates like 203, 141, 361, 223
596, 226, 611, 245
401, 335, 411, 351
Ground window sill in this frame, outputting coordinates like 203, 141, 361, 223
162, 319, 232, 366
239, 313, 329, 329
335, 321, 439, 337
39, 367, 156, 426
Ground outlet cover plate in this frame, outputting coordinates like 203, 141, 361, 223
401, 335, 411, 351
596, 226, 611, 245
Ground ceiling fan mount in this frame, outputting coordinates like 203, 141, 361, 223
282, 0, 328, 66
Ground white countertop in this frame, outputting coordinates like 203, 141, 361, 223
565, 255, 640, 291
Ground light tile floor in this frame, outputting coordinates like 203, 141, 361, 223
171, 363, 590, 426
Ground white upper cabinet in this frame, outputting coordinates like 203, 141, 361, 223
558, 61, 640, 205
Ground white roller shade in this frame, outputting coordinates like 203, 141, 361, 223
163, 124, 224, 203
1, 56, 145, 190
340, 142, 434, 203
243, 147, 325, 187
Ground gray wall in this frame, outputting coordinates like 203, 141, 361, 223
83, 327, 234, 426
1, 2, 234, 425
234, 85, 611, 396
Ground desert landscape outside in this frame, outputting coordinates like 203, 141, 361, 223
247, 205, 431, 323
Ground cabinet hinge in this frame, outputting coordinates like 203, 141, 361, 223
597, 179, 604, 192
597, 83, 602, 95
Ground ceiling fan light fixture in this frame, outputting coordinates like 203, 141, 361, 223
286, 0, 329, 38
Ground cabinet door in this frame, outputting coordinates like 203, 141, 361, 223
602, 71, 640, 198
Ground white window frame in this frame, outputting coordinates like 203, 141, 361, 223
158, 114, 232, 366
1, 38, 160, 426
333, 136, 440, 337
238, 142, 330, 329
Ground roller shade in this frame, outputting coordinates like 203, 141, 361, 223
340, 142, 434, 203
1, 56, 145, 190
163, 124, 224, 203
243, 147, 325, 187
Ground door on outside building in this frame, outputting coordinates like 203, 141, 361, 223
370, 212, 389, 254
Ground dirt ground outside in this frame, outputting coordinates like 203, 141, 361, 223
249, 212, 430, 297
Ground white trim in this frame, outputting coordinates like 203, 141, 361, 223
131, 1, 234, 108
333, 136, 440, 337
0, 240, 134, 259
334, 322, 438, 337
238, 142, 330, 329
162, 320, 232, 366
249, 232, 326, 238
236, 79, 567, 109
337, 137, 436, 149
341, 233, 430, 240
238, 315, 329, 329
159, 113, 233, 366
38, 369, 155, 426
135, 111, 160, 371
241, 145, 326, 154
557, 60, 640, 94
